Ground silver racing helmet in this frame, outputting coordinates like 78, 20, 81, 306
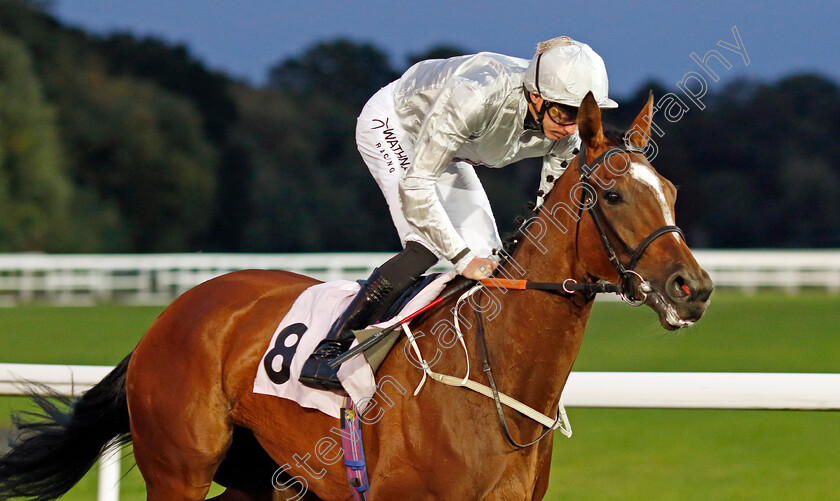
523, 36, 618, 109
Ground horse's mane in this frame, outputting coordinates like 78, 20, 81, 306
501, 124, 627, 256
601, 125, 627, 148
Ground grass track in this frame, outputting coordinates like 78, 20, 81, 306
549, 408, 838, 500
1, 292, 838, 499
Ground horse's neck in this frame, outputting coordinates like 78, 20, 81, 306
480, 181, 594, 415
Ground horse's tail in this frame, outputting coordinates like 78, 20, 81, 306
0, 353, 132, 501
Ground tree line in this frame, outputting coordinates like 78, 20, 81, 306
1, 1, 838, 254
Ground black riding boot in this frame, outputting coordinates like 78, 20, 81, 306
299, 242, 439, 391
299, 268, 396, 391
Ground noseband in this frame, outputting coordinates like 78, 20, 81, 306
575, 143, 685, 303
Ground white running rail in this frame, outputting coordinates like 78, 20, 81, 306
0, 250, 839, 305
2, 363, 839, 500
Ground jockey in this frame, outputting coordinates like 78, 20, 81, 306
300, 36, 618, 391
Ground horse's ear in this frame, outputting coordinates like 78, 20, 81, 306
627, 90, 655, 149
577, 91, 605, 149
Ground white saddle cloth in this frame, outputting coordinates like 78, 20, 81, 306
252, 271, 456, 418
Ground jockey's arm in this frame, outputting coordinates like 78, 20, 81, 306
399, 80, 491, 275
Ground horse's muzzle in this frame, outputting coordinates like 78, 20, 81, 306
648, 267, 714, 329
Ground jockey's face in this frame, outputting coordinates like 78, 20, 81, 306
542, 111, 577, 140
528, 93, 577, 140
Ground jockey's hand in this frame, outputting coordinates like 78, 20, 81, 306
461, 257, 498, 280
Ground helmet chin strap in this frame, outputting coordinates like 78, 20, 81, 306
525, 90, 547, 127
527, 52, 548, 127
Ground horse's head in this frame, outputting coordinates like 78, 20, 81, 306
569, 91, 713, 329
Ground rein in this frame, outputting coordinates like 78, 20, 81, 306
479, 277, 621, 295
472, 290, 564, 448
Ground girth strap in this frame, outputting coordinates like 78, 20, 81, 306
340, 397, 369, 500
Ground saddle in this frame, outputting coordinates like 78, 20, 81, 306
379, 273, 442, 324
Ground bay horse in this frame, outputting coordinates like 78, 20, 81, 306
0, 92, 712, 500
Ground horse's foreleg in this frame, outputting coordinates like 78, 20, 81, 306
530, 436, 555, 500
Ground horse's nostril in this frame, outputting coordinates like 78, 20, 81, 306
667, 271, 714, 303
668, 274, 690, 300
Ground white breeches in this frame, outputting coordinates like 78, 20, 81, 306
355, 83, 502, 260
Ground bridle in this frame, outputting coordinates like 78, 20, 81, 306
573, 142, 685, 303
489, 143, 686, 304
472, 143, 687, 449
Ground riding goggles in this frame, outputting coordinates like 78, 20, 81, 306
545, 102, 576, 126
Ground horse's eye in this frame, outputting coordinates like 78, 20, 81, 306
604, 191, 623, 204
